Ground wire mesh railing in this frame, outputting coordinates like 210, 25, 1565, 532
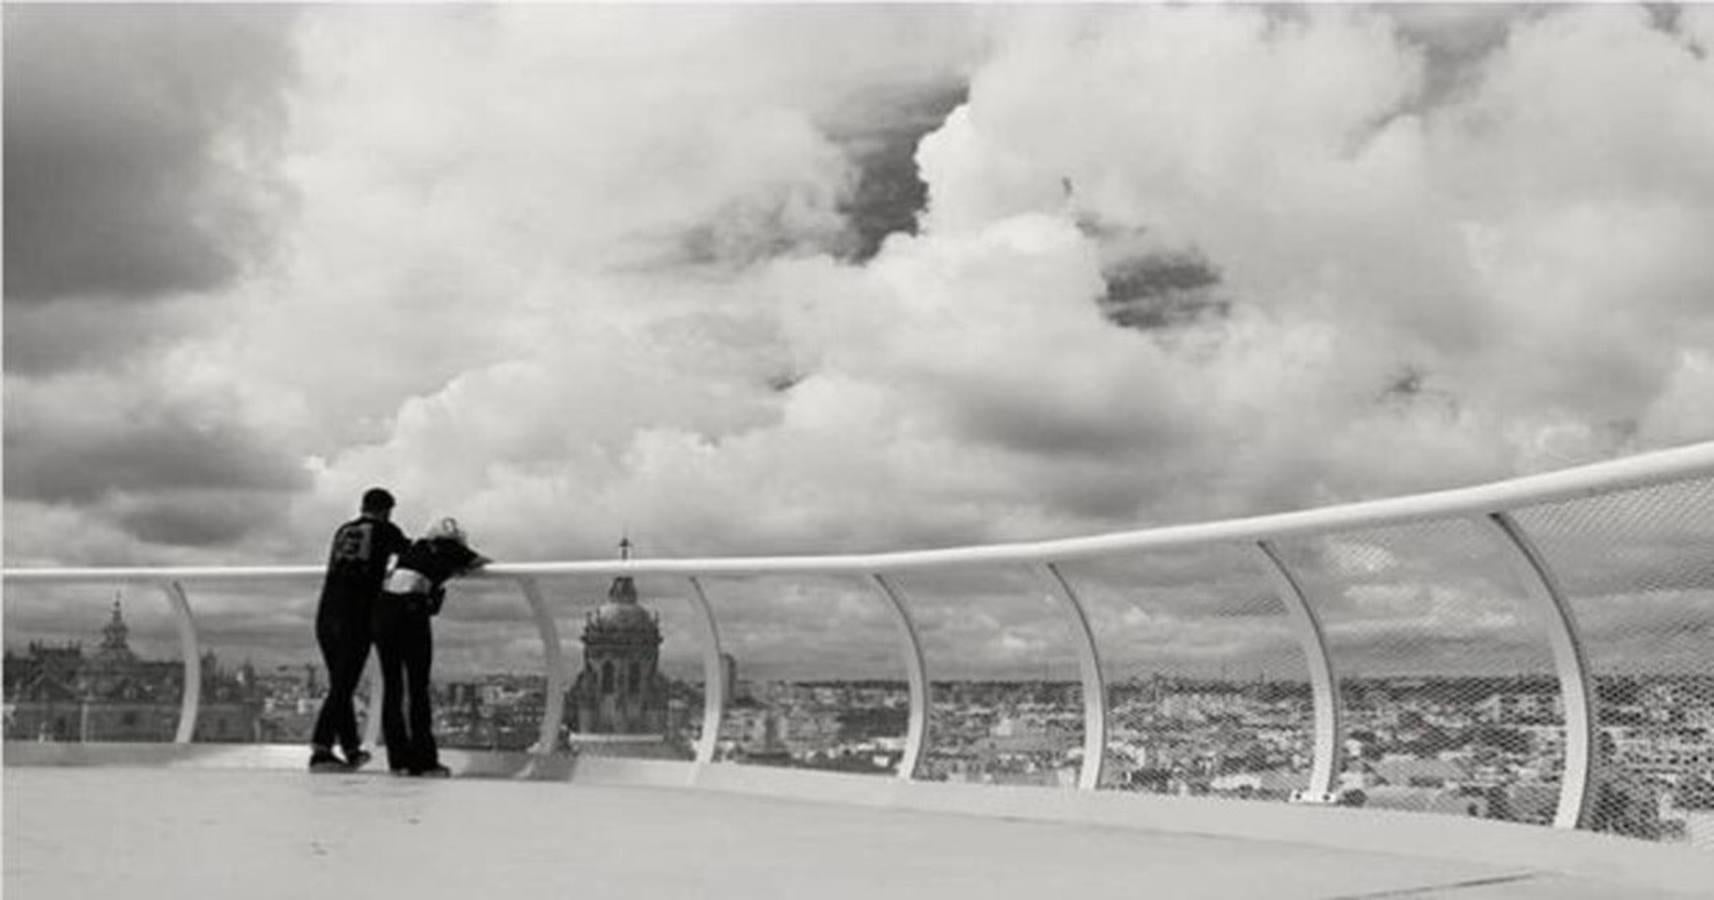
5, 441, 1714, 850
1513, 478, 1714, 845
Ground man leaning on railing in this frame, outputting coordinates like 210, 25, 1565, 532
310, 488, 410, 773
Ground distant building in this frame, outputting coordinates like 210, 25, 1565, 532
1475, 692, 1562, 724
3, 598, 259, 743
1209, 769, 1310, 801
1364, 756, 1471, 790
1661, 777, 1714, 844
570, 576, 670, 736
1363, 785, 1495, 818
1586, 732, 1667, 839
1608, 729, 1714, 779
563, 567, 692, 761
720, 652, 738, 705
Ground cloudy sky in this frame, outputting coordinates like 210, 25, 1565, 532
5, 4, 1714, 682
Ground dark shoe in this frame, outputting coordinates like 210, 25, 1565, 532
417, 764, 452, 778
342, 748, 373, 771
309, 749, 346, 773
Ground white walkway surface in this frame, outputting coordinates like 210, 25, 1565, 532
5, 767, 1702, 899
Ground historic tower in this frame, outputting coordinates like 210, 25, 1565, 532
98, 597, 133, 659
83, 595, 141, 699
570, 539, 669, 736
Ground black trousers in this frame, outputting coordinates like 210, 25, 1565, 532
374, 592, 437, 772
311, 607, 372, 755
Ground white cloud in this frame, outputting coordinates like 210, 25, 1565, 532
9, 5, 1714, 679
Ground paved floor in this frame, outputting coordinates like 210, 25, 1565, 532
1, 767, 1691, 899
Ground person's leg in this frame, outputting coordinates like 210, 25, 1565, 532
374, 598, 410, 773
403, 610, 440, 773
309, 617, 346, 764
335, 614, 374, 761
323, 621, 369, 759
420, 615, 439, 771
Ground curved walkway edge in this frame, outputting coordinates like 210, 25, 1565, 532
8, 741, 1712, 896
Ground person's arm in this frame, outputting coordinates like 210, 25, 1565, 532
453, 542, 490, 576
424, 542, 483, 616
388, 524, 412, 568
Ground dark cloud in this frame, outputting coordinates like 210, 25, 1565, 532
943, 380, 1192, 464
2, 4, 298, 304
3, 389, 309, 512
3, 586, 320, 670
110, 489, 297, 548
1385, 5, 1529, 109
1536, 536, 1714, 599
825, 81, 969, 263
665, 187, 852, 270
620, 80, 968, 274
1515, 480, 1714, 599
1095, 249, 1230, 332
1063, 544, 1270, 592
1039, 469, 1152, 523
1328, 628, 1557, 677
2, 297, 201, 375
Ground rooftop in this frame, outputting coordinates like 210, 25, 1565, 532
4, 763, 1701, 900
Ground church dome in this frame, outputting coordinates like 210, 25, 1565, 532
592, 601, 656, 631
584, 576, 661, 642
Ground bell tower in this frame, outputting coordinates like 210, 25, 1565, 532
99, 595, 131, 655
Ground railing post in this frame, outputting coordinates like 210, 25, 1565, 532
1255, 541, 1344, 801
867, 574, 929, 780
1481, 512, 1596, 830
686, 577, 726, 765
159, 580, 201, 744
1032, 563, 1108, 790
516, 576, 567, 755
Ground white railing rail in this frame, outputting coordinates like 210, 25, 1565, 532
7, 440, 1714, 836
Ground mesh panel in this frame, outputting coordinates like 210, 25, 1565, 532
1273, 519, 1563, 825
1057, 545, 1311, 801
691, 575, 907, 774
432, 578, 552, 753
889, 566, 1085, 787
1515, 477, 1714, 848
183, 580, 369, 747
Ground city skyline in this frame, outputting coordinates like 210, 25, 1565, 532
3, 569, 1708, 685
9, 597, 1710, 846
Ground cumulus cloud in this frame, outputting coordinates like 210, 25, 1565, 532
4, 372, 307, 505
2, 360, 310, 561
7, 5, 1714, 680
3, 6, 306, 559
2, 297, 210, 376
2, 4, 297, 306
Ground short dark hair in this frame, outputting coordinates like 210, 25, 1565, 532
361, 487, 396, 512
